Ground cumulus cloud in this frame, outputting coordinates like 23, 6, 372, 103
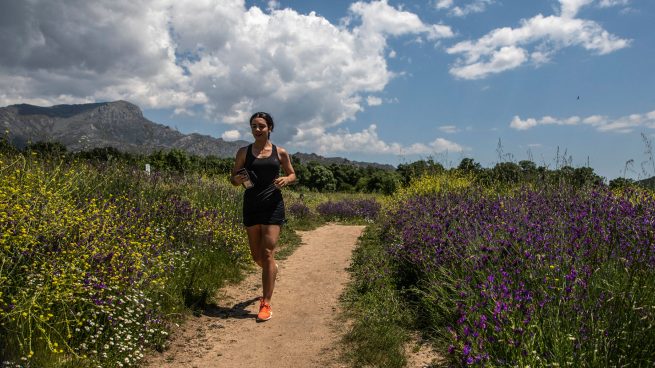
366, 96, 383, 106
439, 125, 460, 133
510, 109, 655, 133
435, 0, 454, 9
446, 0, 630, 79
599, 0, 630, 8
435, 0, 496, 17
221, 130, 241, 141
293, 124, 464, 155
0, 0, 453, 144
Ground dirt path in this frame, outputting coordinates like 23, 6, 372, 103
144, 224, 366, 368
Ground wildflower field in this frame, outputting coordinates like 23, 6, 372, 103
346, 172, 655, 367
0, 146, 383, 368
3, 143, 653, 367
0, 150, 249, 367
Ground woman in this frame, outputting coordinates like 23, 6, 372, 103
230, 112, 296, 322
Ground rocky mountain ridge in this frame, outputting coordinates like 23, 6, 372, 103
0, 100, 394, 169
0, 100, 247, 157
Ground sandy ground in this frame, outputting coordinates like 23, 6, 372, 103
144, 224, 363, 368
144, 223, 441, 368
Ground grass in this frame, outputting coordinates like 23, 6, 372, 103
340, 225, 416, 368
0, 152, 249, 367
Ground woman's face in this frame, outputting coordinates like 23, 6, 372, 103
250, 117, 270, 140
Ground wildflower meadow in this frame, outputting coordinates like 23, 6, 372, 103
346, 172, 655, 367
2, 140, 653, 368
0, 150, 248, 367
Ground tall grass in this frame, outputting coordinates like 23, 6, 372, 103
345, 172, 655, 367
341, 226, 413, 368
0, 151, 248, 367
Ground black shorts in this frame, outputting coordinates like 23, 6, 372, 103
243, 196, 286, 227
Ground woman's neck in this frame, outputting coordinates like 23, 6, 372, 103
252, 139, 270, 150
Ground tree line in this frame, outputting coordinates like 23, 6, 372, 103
1, 139, 642, 193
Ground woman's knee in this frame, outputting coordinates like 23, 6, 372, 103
261, 247, 275, 261
252, 255, 264, 267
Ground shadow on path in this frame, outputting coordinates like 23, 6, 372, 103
202, 297, 260, 320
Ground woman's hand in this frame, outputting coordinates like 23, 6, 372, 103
274, 176, 289, 188
232, 170, 248, 185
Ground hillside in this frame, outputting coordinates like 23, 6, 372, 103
292, 152, 395, 170
0, 101, 393, 169
0, 101, 247, 157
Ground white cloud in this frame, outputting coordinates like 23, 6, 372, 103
434, 0, 496, 17
367, 96, 383, 106
0, 0, 207, 108
598, 0, 630, 8
0, 0, 453, 144
510, 109, 655, 133
349, 0, 454, 41
451, 0, 496, 17
560, 0, 594, 18
510, 116, 538, 130
435, 0, 454, 9
267, 1, 280, 11
293, 124, 464, 155
446, 0, 630, 79
439, 125, 460, 133
221, 130, 241, 141
450, 46, 527, 79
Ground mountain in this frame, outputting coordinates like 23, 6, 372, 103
637, 176, 655, 189
292, 152, 395, 170
0, 100, 247, 157
0, 100, 395, 169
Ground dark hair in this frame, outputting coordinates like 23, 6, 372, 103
249, 112, 274, 138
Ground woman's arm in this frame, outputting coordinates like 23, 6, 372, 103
230, 147, 248, 186
274, 147, 296, 188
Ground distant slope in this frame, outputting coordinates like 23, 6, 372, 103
0, 100, 247, 157
292, 152, 395, 170
0, 100, 395, 169
637, 176, 655, 189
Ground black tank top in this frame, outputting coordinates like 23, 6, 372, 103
244, 144, 282, 203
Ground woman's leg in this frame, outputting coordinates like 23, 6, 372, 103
246, 224, 280, 303
246, 225, 263, 267
259, 224, 280, 304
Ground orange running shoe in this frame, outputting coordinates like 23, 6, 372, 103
257, 302, 272, 322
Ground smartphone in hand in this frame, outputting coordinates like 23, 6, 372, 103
237, 168, 254, 189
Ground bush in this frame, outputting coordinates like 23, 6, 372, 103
381, 184, 655, 366
316, 198, 381, 222
0, 151, 248, 367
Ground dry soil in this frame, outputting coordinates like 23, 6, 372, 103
144, 223, 440, 368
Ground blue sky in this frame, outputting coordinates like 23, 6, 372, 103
1, 0, 654, 180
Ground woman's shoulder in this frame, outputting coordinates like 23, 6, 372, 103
235, 144, 251, 157
274, 144, 289, 155
274, 145, 291, 162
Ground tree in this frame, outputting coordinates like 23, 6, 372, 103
457, 158, 481, 173
164, 149, 191, 173
26, 141, 67, 156
369, 170, 401, 194
305, 162, 336, 191
609, 177, 635, 190
492, 162, 521, 184
397, 159, 444, 186
291, 156, 309, 188
329, 164, 363, 192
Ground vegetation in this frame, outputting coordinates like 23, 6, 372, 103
344, 172, 655, 367
0, 149, 250, 367
2, 137, 653, 367
0, 139, 382, 367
